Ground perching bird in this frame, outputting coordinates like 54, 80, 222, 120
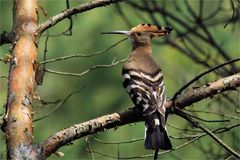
102, 24, 172, 151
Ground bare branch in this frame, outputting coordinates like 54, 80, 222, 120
180, 112, 230, 123
42, 31, 49, 70
92, 137, 143, 144
87, 137, 201, 159
115, 4, 132, 27
40, 73, 240, 158
170, 73, 240, 109
183, 109, 240, 120
39, 38, 127, 65
89, 120, 240, 160
44, 57, 128, 78
33, 88, 84, 122
178, 123, 240, 139
172, 57, 240, 102
126, 1, 238, 71
85, 137, 95, 160
167, 123, 202, 133
37, 0, 125, 36
63, 0, 73, 36
175, 109, 240, 159
0, 75, 8, 80
224, 0, 236, 28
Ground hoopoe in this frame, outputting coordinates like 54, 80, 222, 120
103, 24, 172, 150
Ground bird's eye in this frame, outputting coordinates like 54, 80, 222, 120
136, 32, 142, 36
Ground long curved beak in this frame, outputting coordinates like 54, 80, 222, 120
101, 30, 130, 36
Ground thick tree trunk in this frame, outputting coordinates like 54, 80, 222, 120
5, 0, 39, 159
2, 0, 239, 159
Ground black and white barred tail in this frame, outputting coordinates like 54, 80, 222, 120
144, 113, 172, 150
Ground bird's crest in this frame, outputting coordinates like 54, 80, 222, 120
130, 24, 172, 36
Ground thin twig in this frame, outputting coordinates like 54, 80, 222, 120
180, 123, 240, 139
43, 31, 49, 70
199, 0, 204, 19
89, 136, 201, 159
40, 74, 240, 158
183, 109, 240, 120
33, 88, 84, 122
115, 4, 132, 27
224, 0, 235, 28
176, 109, 240, 159
38, 99, 61, 107
44, 57, 128, 77
63, 0, 73, 36
198, 125, 240, 159
39, 38, 127, 65
167, 123, 202, 133
185, 0, 233, 63
0, 76, 8, 80
91, 123, 240, 159
184, 113, 230, 123
172, 57, 240, 102
92, 137, 143, 144
38, 0, 125, 35
127, 1, 238, 69
85, 137, 95, 160
225, 155, 234, 160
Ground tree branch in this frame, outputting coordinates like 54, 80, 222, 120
168, 73, 240, 109
39, 38, 127, 65
40, 73, 240, 158
175, 109, 240, 159
172, 57, 240, 102
44, 57, 127, 78
37, 0, 125, 36
88, 123, 240, 159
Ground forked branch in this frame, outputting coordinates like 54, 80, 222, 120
40, 73, 240, 158
38, 0, 125, 36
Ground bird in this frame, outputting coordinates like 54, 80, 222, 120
102, 24, 173, 151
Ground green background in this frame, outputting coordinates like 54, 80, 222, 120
0, 0, 239, 159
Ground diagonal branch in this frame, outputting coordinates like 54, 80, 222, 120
172, 57, 240, 103
168, 73, 240, 109
175, 109, 240, 159
40, 73, 240, 158
88, 123, 240, 159
33, 88, 85, 122
37, 0, 125, 36
39, 38, 127, 65
44, 57, 127, 78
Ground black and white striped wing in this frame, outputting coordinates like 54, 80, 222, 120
122, 68, 172, 150
155, 75, 167, 117
122, 69, 166, 119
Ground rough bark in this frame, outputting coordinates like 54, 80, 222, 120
2, 0, 239, 159
5, 0, 40, 159
41, 73, 240, 158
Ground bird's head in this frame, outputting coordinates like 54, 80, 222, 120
102, 24, 172, 48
